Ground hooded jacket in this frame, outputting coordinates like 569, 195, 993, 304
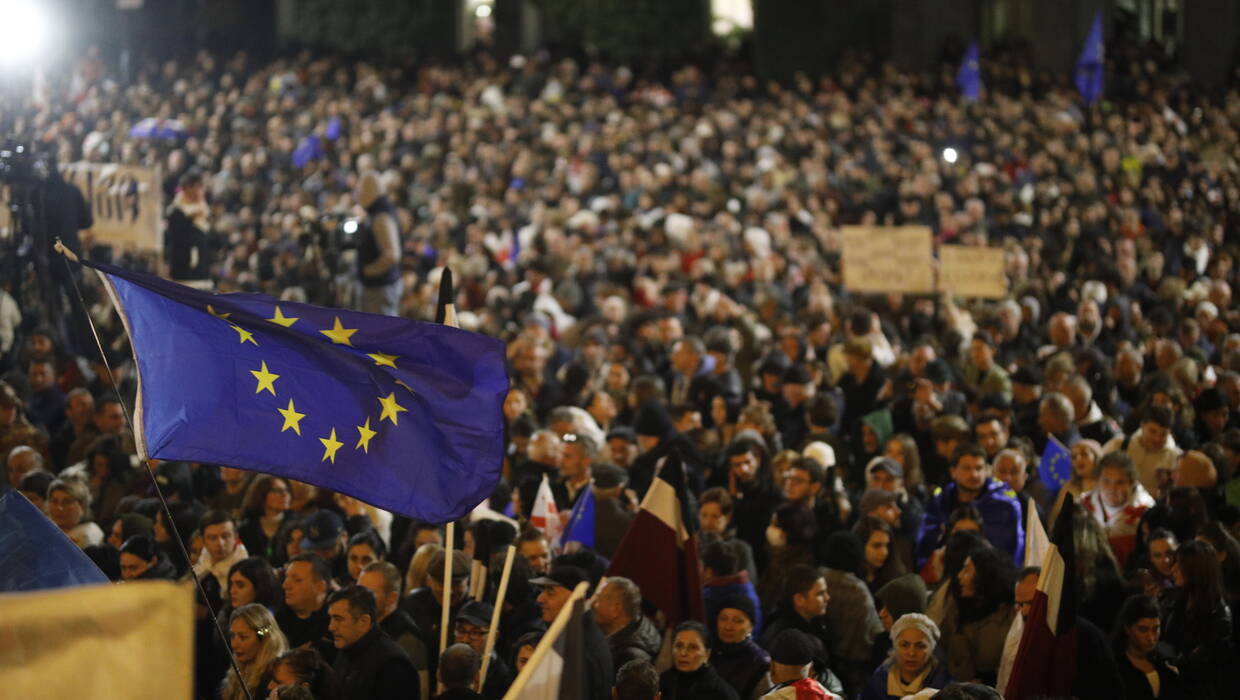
607, 615, 662, 671
915, 478, 1024, 567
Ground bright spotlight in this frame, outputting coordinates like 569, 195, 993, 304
0, 0, 49, 67
942, 147, 959, 164
475, 3, 493, 18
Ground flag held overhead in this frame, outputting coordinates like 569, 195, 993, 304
85, 259, 508, 524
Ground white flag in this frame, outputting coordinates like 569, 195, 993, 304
530, 474, 562, 550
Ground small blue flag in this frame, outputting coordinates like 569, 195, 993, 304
1039, 436, 1073, 492
1075, 10, 1105, 104
0, 491, 108, 592
325, 116, 342, 142
957, 41, 982, 102
85, 260, 508, 523
563, 485, 596, 549
292, 135, 323, 168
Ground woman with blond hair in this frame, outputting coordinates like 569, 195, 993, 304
404, 542, 443, 594
221, 603, 288, 700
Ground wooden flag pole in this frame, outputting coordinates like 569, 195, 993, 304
438, 520, 456, 694
477, 545, 516, 693
501, 581, 589, 700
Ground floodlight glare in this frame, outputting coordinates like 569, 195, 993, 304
475, 3, 493, 18
0, 0, 49, 67
942, 147, 958, 164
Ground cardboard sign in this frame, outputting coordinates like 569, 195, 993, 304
939, 244, 1008, 298
840, 225, 935, 294
1, 162, 163, 252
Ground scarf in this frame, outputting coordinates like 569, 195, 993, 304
887, 657, 935, 697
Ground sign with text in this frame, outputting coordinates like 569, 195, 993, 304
939, 244, 1008, 298
840, 225, 935, 294
1, 162, 163, 252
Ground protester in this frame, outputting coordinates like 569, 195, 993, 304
860, 613, 951, 700
659, 620, 739, 700
327, 585, 420, 700
1113, 595, 1187, 700
223, 603, 289, 700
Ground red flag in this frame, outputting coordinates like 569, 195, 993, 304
606, 451, 704, 625
1005, 493, 1078, 699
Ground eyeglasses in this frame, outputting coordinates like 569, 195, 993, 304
455, 624, 488, 639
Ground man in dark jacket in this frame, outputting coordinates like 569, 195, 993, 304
916, 444, 1024, 567
532, 565, 614, 700
706, 437, 781, 571
434, 644, 485, 700
591, 464, 635, 559
401, 550, 469, 682
360, 562, 430, 700
593, 576, 661, 673
329, 585, 420, 700
452, 600, 511, 699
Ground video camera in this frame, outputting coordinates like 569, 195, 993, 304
0, 139, 50, 184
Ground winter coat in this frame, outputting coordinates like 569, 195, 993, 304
859, 658, 952, 700
916, 478, 1024, 567
659, 663, 740, 700
607, 615, 662, 671
938, 596, 1014, 685
333, 626, 420, 700
712, 637, 770, 699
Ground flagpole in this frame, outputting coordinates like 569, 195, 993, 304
477, 544, 516, 693
501, 581, 589, 700
439, 519, 456, 694
52, 241, 256, 700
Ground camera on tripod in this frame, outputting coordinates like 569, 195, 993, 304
0, 140, 50, 184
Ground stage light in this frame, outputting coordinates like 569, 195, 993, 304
0, 0, 50, 67
942, 147, 959, 164
475, 3, 492, 18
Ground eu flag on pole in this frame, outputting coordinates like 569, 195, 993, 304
85, 260, 508, 523
957, 41, 982, 102
1075, 10, 1105, 105
1039, 436, 1073, 493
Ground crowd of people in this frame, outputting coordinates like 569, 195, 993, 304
2, 34, 1240, 700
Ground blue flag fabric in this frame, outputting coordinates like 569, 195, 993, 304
292, 135, 323, 168
86, 260, 508, 523
0, 491, 107, 592
1039, 436, 1073, 493
563, 485, 596, 549
1075, 11, 1105, 104
957, 41, 982, 102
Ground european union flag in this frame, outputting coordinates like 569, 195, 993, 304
85, 260, 508, 523
563, 486, 595, 550
957, 41, 982, 102
1075, 10, 1105, 105
0, 491, 107, 592
1039, 436, 1073, 492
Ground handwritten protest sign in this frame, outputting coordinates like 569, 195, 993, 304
1, 162, 162, 251
939, 244, 1008, 298
840, 226, 935, 294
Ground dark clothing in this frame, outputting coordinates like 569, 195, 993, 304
379, 609, 430, 685
582, 611, 616, 700
1072, 616, 1125, 700
593, 497, 634, 559
712, 637, 770, 699
333, 626, 420, 700
859, 659, 952, 700
760, 608, 832, 672
26, 387, 65, 434
659, 664, 740, 700
276, 605, 336, 663
433, 688, 483, 700
400, 587, 461, 680
702, 472, 781, 573
1116, 651, 1188, 700
165, 206, 212, 281
135, 552, 177, 580
357, 197, 401, 287
1159, 591, 1232, 699
607, 615, 662, 671
704, 571, 764, 637
479, 652, 511, 700
839, 365, 887, 431
237, 511, 290, 562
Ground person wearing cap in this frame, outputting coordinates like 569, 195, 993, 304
531, 565, 614, 700
866, 456, 923, 570
627, 400, 706, 500
452, 600, 510, 699
401, 548, 470, 679
359, 561, 431, 700
591, 463, 634, 559
298, 509, 352, 585
859, 613, 951, 700
758, 629, 842, 700
711, 594, 771, 699
327, 585, 419, 700
705, 329, 744, 417
593, 576, 660, 673
917, 444, 1024, 567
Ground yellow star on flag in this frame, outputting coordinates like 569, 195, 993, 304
320, 317, 358, 346
319, 428, 343, 463
378, 392, 408, 426
277, 399, 305, 435
355, 418, 377, 453
250, 361, 279, 395
230, 324, 258, 345
207, 304, 231, 320
267, 306, 299, 328
367, 352, 398, 368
